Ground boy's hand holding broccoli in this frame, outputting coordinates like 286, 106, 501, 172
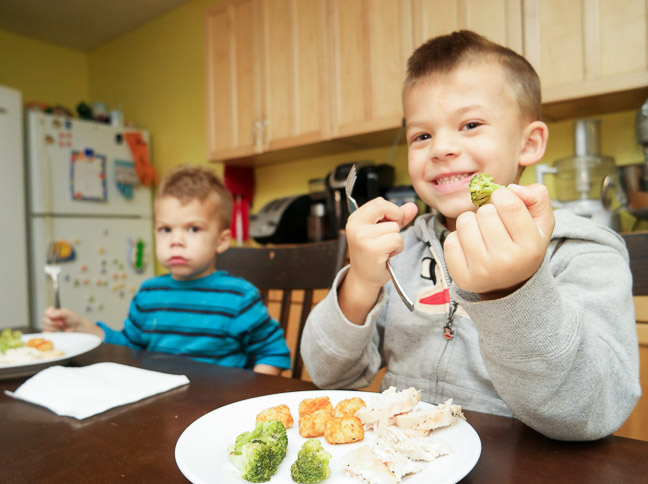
340, 198, 418, 324
444, 176, 555, 299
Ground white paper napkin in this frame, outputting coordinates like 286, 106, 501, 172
5, 362, 190, 419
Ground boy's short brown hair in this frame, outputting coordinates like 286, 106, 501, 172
156, 165, 233, 229
404, 30, 541, 121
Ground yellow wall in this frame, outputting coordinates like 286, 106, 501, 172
88, 0, 218, 182
0, 29, 89, 110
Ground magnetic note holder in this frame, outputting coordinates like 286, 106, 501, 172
70, 150, 107, 202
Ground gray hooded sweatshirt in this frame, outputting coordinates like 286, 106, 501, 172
300, 209, 640, 441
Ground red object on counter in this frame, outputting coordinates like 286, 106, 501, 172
224, 165, 254, 243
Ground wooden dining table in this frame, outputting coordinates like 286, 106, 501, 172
2, 342, 647, 483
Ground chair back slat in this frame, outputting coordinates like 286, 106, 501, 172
621, 232, 648, 296
217, 232, 347, 379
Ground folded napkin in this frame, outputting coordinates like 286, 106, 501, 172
6, 362, 190, 419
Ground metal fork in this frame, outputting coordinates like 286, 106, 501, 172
44, 242, 62, 309
345, 164, 415, 312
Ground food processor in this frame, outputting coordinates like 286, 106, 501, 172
536, 119, 616, 227
601, 98, 648, 229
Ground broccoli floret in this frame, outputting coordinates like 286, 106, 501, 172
228, 420, 288, 483
290, 439, 332, 483
469, 173, 504, 207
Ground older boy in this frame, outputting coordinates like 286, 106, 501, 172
301, 31, 640, 439
44, 165, 291, 375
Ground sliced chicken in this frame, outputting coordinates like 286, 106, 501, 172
342, 445, 399, 484
375, 425, 451, 461
393, 399, 464, 432
355, 387, 421, 426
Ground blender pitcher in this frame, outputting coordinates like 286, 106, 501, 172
535, 119, 616, 227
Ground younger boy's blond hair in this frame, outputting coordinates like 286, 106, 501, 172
156, 165, 233, 229
403, 30, 542, 122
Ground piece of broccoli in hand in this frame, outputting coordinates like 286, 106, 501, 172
469, 173, 504, 207
290, 438, 332, 483
228, 420, 288, 483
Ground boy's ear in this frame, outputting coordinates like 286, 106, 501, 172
519, 120, 549, 167
215, 228, 231, 254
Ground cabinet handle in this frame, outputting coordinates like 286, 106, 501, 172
252, 121, 261, 151
261, 120, 268, 147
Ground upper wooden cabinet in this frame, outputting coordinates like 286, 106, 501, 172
260, 0, 330, 152
411, 0, 523, 53
205, 0, 648, 163
523, 0, 648, 105
205, 0, 260, 160
328, 0, 413, 138
205, 0, 330, 161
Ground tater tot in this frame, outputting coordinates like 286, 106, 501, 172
26, 338, 54, 352
324, 416, 365, 444
299, 408, 332, 437
298, 397, 333, 417
256, 404, 294, 429
333, 397, 366, 418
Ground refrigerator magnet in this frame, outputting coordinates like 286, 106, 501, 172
128, 237, 148, 274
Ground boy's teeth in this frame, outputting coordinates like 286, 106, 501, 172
436, 174, 466, 185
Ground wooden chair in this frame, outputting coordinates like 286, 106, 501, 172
615, 231, 648, 441
217, 232, 347, 379
621, 231, 648, 296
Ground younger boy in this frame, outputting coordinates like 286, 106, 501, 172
44, 165, 291, 375
301, 31, 640, 439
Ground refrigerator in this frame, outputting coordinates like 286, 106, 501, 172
0, 85, 30, 330
25, 110, 155, 331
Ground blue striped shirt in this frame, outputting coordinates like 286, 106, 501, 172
97, 271, 291, 370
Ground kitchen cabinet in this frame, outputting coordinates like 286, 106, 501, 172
411, 0, 523, 54
205, 0, 330, 161
328, 0, 413, 138
523, 0, 648, 115
205, 0, 648, 165
205, 0, 260, 160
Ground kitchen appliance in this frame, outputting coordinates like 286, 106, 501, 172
324, 162, 395, 238
601, 98, 648, 227
25, 110, 155, 330
0, 85, 29, 329
535, 119, 616, 227
249, 194, 311, 244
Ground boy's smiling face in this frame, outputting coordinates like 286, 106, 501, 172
404, 61, 535, 228
154, 195, 230, 281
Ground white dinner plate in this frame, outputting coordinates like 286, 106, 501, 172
0, 332, 101, 379
175, 389, 481, 484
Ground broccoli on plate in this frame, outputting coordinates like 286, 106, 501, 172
290, 438, 332, 483
228, 419, 288, 483
469, 173, 504, 207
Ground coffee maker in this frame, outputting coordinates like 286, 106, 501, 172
323, 162, 395, 239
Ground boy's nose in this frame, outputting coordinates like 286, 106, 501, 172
429, 130, 458, 161
170, 231, 185, 245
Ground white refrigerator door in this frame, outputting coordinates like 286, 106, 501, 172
0, 85, 30, 329
30, 216, 154, 331
26, 110, 152, 217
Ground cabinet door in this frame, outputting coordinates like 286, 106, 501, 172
412, 0, 523, 53
205, 0, 262, 161
329, 0, 414, 138
523, 0, 648, 103
260, 0, 330, 151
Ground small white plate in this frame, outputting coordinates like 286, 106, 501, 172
0, 332, 101, 379
175, 389, 481, 484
